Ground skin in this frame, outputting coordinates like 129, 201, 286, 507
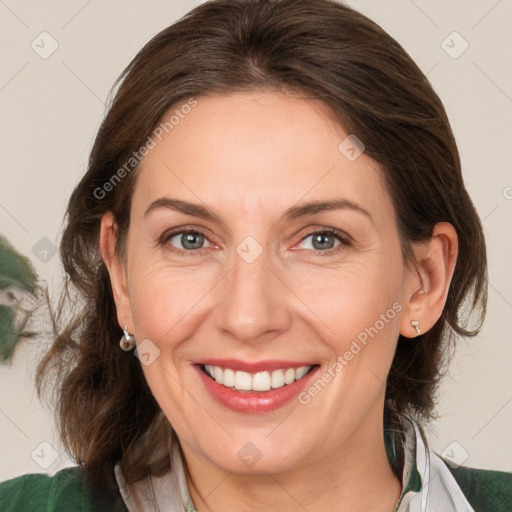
100, 90, 458, 512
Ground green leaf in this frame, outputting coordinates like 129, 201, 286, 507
0, 304, 20, 363
0, 235, 38, 293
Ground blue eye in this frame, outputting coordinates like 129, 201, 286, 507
162, 229, 213, 255
298, 229, 351, 255
301, 232, 340, 250
160, 227, 351, 257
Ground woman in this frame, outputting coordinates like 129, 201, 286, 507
1, 0, 510, 510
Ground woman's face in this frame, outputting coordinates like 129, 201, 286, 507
112, 91, 420, 474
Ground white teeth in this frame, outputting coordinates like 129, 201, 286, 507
284, 368, 295, 385
203, 364, 313, 392
235, 371, 252, 391
214, 366, 223, 385
205, 365, 215, 379
252, 371, 271, 391
271, 369, 285, 389
223, 368, 235, 387
295, 366, 310, 380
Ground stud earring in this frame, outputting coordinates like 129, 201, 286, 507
120, 325, 136, 351
411, 320, 421, 336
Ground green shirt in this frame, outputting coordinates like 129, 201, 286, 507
0, 468, 127, 511
1, 415, 511, 511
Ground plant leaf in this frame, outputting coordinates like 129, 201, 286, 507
0, 235, 38, 293
0, 304, 20, 363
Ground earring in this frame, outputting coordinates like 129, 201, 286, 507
411, 320, 421, 336
120, 325, 136, 351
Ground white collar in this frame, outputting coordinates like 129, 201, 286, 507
394, 414, 474, 512
114, 415, 475, 512
115, 435, 195, 511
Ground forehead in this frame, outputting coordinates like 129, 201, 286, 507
132, 90, 394, 226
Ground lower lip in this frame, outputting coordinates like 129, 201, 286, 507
195, 365, 319, 413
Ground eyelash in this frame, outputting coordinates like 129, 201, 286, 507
159, 227, 352, 257
159, 227, 212, 257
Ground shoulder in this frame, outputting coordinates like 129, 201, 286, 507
0, 467, 127, 512
442, 458, 512, 512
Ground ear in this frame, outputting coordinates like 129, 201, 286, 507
400, 222, 458, 338
99, 212, 134, 332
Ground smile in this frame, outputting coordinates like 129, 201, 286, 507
201, 364, 314, 392
195, 358, 320, 413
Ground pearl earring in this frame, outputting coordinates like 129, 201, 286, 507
120, 325, 136, 351
411, 320, 421, 336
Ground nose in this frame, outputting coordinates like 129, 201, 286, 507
215, 245, 291, 344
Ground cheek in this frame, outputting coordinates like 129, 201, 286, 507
127, 256, 217, 351
303, 255, 403, 328
125, 261, 208, 423
302, 264, 404, 412
298, 254, 405, 372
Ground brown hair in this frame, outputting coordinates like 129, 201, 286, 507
36, 0, 487, 497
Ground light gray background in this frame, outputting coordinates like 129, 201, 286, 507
0, 0, 511, 480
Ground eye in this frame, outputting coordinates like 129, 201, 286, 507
297, 229, 351, 254
162, 228, 214, 254
160, 227, 351, 257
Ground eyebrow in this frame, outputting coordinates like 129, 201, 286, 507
144, 197, 372, 224
144, 197, 223, 222
280, 198, 372, 223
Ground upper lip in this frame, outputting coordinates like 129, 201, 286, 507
195, 359, 318, 373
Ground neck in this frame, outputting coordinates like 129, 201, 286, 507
182, 411, 402, 512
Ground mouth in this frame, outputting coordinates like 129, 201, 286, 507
194, 360, 320, 413
199, 363, 317, 392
